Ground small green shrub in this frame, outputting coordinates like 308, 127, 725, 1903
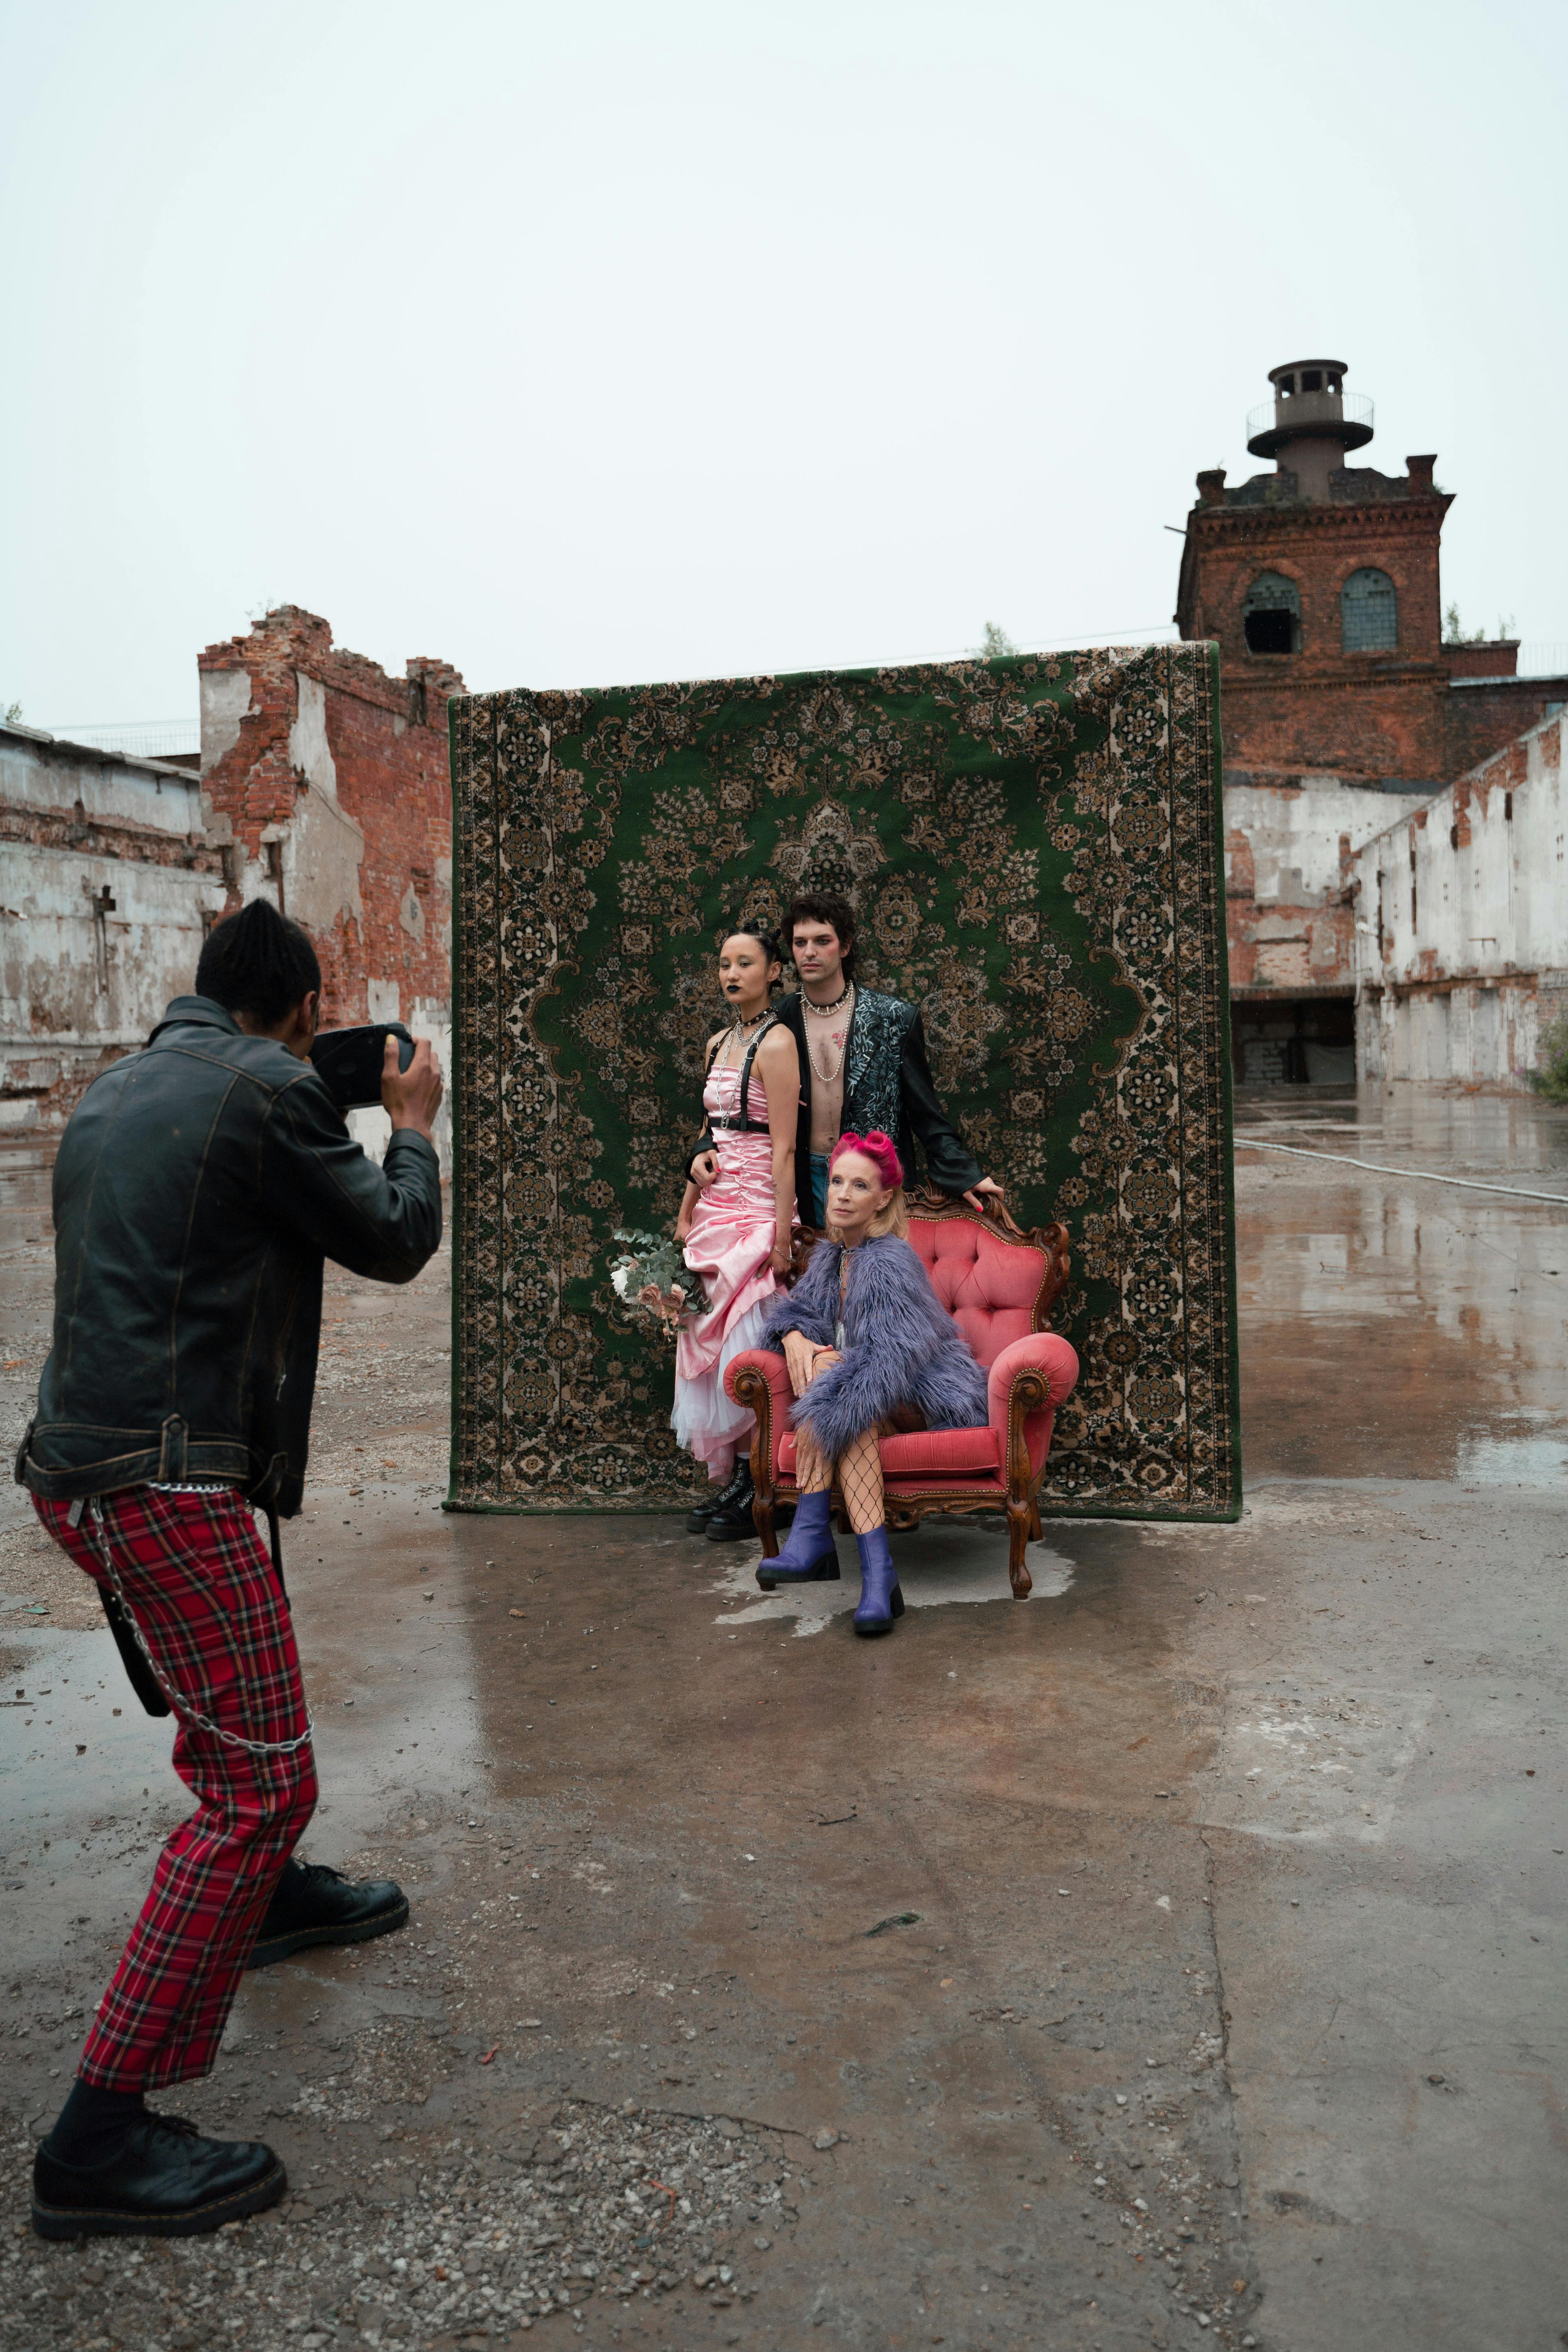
1527, 1014, 1568, 1104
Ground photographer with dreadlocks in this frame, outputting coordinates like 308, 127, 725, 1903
17, 899, 443, 2241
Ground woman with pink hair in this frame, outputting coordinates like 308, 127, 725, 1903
755, 1133, 988, 1634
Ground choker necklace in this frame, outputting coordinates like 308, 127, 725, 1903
803, 979, 853, 1085
718, 1004, 772, 1074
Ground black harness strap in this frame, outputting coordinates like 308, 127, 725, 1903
707, 1015, 776, 1135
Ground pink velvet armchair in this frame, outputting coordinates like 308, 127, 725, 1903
725, 1192, 1078, 1599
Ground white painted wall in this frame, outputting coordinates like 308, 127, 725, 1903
1225, 774, 1431, 905
0, 728, 228, 1127
288, 672, 338, 801
1354, 715, 1567, 1086
198, 668, 252, 772
2, 726, 205, 838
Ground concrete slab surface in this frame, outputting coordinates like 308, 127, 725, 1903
1, 1086, 1564, 2352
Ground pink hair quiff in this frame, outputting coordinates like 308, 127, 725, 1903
829, 1129, 904, 1190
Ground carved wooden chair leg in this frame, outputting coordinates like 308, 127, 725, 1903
1028, 1499, 1043, 1541
1007, 1500, 1034, 1599
750, 1438, 779, 1557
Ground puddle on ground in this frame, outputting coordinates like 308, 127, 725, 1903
1455, 1413, 1568, 1486
0, 1629, 177, 1829
1236, 1089, 1568, 1481
710, 1522, 1075, 1633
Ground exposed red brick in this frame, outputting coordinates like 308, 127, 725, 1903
198, 607, 461, 1026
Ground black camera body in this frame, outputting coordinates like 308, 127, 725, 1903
309, 1022, 417, 1112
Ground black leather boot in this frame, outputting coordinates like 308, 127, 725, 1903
686, 1458, 750, 1534
704, 1461, 757, 1541
32, 2113, 285, 2239
244, 1858, 408, 1970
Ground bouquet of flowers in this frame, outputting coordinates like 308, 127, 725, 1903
609, 1230, 712, 1339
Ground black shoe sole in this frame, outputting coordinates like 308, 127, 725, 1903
755, 1557, 841, 1590
31, 2156, 287, 2240
853, 1585, 905, 1636
244, 1892, 410, 1972
685, 1512, 717, 1533
704, 1518, 760, 1542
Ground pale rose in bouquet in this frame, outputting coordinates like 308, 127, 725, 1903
609, 1230, 712, 1340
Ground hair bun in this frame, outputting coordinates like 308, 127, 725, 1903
829, 1129, 904, 1189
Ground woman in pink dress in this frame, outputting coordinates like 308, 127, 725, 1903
672, 925, 800, 1540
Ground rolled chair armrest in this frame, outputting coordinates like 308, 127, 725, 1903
725, 1349, 793, 1484
986, 1331, 1080, 1483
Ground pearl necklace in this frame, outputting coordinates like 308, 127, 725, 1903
803, 982, 853, 1084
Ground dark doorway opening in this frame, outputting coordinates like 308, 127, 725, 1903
1231, 995, 1355, 1085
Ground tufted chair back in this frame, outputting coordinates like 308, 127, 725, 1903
907, 1212, 1051, 1368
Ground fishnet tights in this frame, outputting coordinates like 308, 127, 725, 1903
794, 1353, 885, 1535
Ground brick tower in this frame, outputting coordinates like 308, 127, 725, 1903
1176, 360, 1451, 790
1176, 361, 1568, 1085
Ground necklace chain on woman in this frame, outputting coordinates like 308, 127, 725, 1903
719, 1005, 771, 1069
804, 981, 854, 1084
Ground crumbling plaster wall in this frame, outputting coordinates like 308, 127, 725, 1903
1354, 715, 1567, 1086
1224, 774, 1429, 994
0, 726, 227, 1129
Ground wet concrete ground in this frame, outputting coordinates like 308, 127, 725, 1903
2, 1083, 1565, 2352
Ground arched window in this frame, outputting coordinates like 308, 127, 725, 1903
1341, 567, 1397, 652
1243, 572, 1301, 655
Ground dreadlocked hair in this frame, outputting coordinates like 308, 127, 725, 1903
195, 899, 321, 1025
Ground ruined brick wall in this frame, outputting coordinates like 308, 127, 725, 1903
1445, 674, 1568, 780
1353, 715, 1567, 1087
1221, 776, 1429, 999
197, 606, 461, 1032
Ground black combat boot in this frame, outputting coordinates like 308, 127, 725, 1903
686, 1457, 751, 1534
244, 1858, 408, 1969
704, 1461, 758, 1541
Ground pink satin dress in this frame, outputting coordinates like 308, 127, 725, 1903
671, 1057, 780, 1480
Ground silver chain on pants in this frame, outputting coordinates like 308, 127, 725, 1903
85, 1497, 315, 1759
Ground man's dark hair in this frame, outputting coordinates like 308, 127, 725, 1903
784, 890, 858, 980
195, 900, 321, 1024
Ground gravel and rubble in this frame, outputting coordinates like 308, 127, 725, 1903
2, 2089, 799, 2350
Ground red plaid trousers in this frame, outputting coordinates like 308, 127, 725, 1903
34, 1486, 317, 2092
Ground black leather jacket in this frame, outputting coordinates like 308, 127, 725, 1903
690, 986, 983, 1228
17, 996, 442, 1518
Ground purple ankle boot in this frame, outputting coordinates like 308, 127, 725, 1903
755, 1489, 840, 1590
853, 1526, 904, 1635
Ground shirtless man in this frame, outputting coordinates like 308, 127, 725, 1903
691, 890, 999, 1231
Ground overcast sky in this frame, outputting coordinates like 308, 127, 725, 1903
4, 0, 1564, 732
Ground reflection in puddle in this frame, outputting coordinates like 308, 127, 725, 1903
1237, 1089, 1568, 1482
712, 1522, 1076, 1633
1456, 1416, 1568, 1486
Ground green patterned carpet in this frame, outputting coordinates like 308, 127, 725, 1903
448, 644, 1239, 1520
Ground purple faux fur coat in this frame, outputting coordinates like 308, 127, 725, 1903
759, 1231, 989, 1463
